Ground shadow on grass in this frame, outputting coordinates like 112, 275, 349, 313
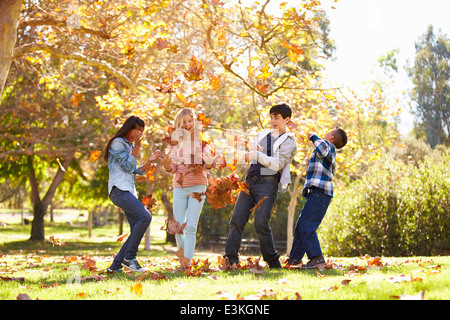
0, 239, 121, 256
0, 239, 178, 259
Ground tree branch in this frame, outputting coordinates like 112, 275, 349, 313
13, 43, 136, 90
18, 17, 113, 39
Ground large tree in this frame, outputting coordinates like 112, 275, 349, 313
0, 0, 24, 94
407, 25, 450, 148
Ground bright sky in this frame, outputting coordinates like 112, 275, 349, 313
233, 0, 450, 134
320, 0, 450, 134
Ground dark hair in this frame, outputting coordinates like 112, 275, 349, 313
333, 128, 348, 149
269, 103, 292, 119
104, 116, 145, 161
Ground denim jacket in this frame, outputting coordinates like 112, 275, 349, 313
108, 137, 144, 198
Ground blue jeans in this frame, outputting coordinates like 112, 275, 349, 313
173, 185, 207, 261
109, 186, 152, 268
225, 175, 279, 265
289, 187, 331, 260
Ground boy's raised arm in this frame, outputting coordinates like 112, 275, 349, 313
309, 133, 331, 159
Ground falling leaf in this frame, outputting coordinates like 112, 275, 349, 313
130, 282, 143, 295
155, 38, 170, 50
142, 193, 157, 213
70, 91, 84, 107
256, 80, 269, 94
189, 192, 206, 203
88, 150, 102, 162
161, 218, 187, 235
207, 73, 221, 90
211, 0, 225, 6
175, 92, 196, 108
183, 55, 204, 81
250, 196, 269, 212
197, 113, 211, 126
247, 65, 256, 77
256, 64, 272, 80
117, 232, 129, 242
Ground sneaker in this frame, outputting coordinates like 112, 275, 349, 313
267, 259, 282, 269
107, 266, 123, 274
285, 258, 302, 268
122, 258, 148, 272
302, 255, 326, 269
107, 263, 123, 273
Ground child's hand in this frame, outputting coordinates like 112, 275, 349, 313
249, 144, 263, 152
148, 150, 161, 162
160, 152, 172, 171
203, 154, 221, 167
244, 151, 255, 163
307, 132, 316, 139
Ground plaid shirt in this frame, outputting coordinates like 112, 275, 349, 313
303, 134, 336, 197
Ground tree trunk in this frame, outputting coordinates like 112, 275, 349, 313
28, 154, 73, 241
286, 174, 303, 254
160, 193, 175, 244
0, 0, 23, 95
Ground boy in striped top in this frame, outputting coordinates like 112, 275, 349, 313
287, 128, 347, 269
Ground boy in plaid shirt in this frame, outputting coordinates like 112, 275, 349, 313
287, 128, 347, 269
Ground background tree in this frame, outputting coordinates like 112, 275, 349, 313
407, 25, 450, 148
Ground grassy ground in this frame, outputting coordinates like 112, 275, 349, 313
1, 209, 449, 301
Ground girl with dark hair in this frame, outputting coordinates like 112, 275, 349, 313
106, 116, 161, 273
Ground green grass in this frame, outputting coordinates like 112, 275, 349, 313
1, 210, 450, 300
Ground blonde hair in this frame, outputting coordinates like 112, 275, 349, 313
174, 108, 196, 129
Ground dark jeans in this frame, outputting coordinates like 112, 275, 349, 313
109, 186, 152, 268
289, 187, 331, 260
225, 175, 279, 265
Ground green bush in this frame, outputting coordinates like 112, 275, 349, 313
320, 154, 450, 256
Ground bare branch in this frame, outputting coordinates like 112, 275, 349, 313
13, 43, 136, 90
18, 17, 114, 39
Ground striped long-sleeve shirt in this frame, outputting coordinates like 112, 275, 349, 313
302, 134, 337, 197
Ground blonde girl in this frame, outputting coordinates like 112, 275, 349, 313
162, 109, 218, 268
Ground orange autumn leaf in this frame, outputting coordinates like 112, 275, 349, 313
81, 257, 96, 271
130, 282, 143, 295
175, 92, 196, 108
189, 191, 206, 203
49, 235, 66, 247
183, 55, 204, 81
117, 232, 129, 242
70, 91, 84, 107
250, 196, 269, 212
88, 150, 102, 162
161, 218, 187, 235
256, 80, 269, 94
198, 113, 211, 126
208, 73, 221, 90
142, 193, 157, 213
